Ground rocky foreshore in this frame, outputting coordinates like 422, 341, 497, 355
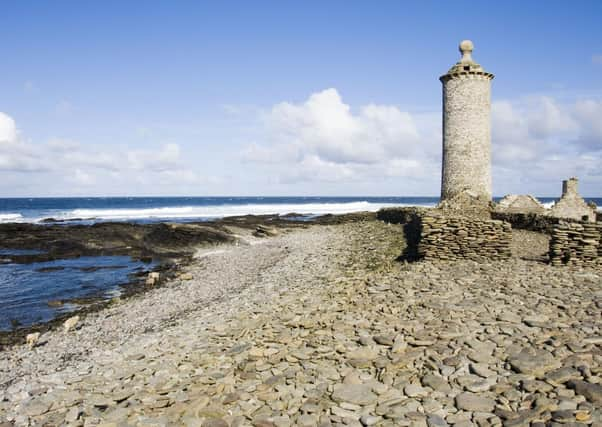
0, 214, 316, 347
1, 219, 601, 427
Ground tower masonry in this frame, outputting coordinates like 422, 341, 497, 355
440, 40, 494, 205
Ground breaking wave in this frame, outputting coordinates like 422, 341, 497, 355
61, 201, 413, 221
0, 213, 24, 223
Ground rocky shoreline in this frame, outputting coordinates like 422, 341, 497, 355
1, 218, 601, 426
0, 214, 325, 347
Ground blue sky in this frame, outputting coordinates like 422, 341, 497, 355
1, 1, 601, 196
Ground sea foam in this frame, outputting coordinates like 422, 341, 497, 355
63, 201, 416, 221
0, 213, 24, 223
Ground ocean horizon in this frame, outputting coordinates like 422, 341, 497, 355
2, 196, 601, 224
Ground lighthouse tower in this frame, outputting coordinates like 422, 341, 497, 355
440, 40, 494, 205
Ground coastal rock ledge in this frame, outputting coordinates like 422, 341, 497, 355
1, 220, 601, 426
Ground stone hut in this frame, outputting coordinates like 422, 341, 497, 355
548, 177, 596, 222
495, 194, 545, 214
440, 40, 494, 207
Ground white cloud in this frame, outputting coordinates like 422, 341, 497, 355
0, 112, 49, 172
573, 99, 602, 149
492, 96, 602, 157
491, 96, 602, 194
0, 112, 204, 194
243, 89, 602, 195
526, 96, 578, 139
265, 88, 423, 165
2, 88, 602, 196
72, 168, 95, 186
244, 88, 439, 192
278, 155, 356, 184
47, 138, 80, 152
127, 143, 181, 171
61, 150, 121, 171
0, 112, 18, 144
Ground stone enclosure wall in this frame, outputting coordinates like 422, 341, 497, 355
549, 222, 602, 267
418, 213, 512, 261
378, 207, 602, 267
491, 211, 563, 234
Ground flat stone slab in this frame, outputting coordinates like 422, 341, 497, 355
331, 384, 377, 406
455, 392, 495, 412
507, 348, 561, 377
566, 380, 602, 405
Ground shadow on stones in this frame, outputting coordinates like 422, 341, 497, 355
376, 208, 424, 263
396, 215, 423, 262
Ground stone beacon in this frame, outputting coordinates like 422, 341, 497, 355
440, 40, 494, 205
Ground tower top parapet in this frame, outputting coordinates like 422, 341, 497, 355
440, 40, 494, 82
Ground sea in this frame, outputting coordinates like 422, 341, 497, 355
1, 196, 601, 331
0, 196, 439, 224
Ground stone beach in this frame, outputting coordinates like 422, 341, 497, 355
1, 219, 601, 426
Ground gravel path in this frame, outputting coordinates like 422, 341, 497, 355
1, 220, 601, 427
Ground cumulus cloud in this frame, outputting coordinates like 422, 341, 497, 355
243, 89, 602, 195
491, 96, 602, 193
0, 112, 49, 172
47, 138, 80, 152
526, 96, 578, 139
127, 143, 181, 171
573, 99, 602, 149
244, 88, 440, 191
0, 111, 204, 194
266, 88, 424, 164
3, 88, 602, 197
0, 112, 18, 144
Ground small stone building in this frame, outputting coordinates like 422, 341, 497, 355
548, 178, 596, 222
495, 194, 545, 214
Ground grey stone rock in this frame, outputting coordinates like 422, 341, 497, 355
507, 348, 561, 377
20, 399, 51, 417
566, 380, 602, 405
298, 414, 318, 427
545, 368, 581, 384
360, 415, 380, 426
422, 375, 452, 392
405, 383, 430, 398
455, 393, 495, 412
427, 414, 449, 427
331, 384, 377, 406
469, 363, 495, 378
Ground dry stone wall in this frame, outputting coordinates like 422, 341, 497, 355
491, 211, 562, 234
549, 222, 602, 267
418, 213, 512, 261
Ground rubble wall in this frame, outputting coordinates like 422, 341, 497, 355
491, 212, 561, 234
418, 213, 512, 261
376, 207, 431, 224
549, 222, 602, 267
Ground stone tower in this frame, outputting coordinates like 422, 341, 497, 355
440, 40, 494, 205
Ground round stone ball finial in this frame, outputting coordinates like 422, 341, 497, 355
459, 40, 474, 63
